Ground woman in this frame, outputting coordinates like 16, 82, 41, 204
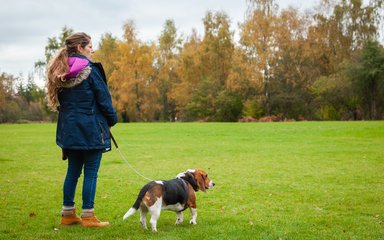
47, 32, 118, 227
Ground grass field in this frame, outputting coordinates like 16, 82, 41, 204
0, 121, 383, 239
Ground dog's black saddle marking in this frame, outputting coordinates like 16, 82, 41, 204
162, 178, 189, 207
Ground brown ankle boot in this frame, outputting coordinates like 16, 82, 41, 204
81, 210, 110, 228
61, 208, 81, 226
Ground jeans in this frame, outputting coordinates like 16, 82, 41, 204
63, 149, 103, 209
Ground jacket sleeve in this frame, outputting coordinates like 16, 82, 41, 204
89, 65, 118, 126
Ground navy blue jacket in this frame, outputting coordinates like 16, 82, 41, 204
56, 55, 118, 151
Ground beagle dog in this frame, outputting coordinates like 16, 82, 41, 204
123, 169, 214, 232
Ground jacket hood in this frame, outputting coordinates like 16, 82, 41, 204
66, 56, 90, 79
59, 55, 91, 89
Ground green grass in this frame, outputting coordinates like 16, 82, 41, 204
0, 122, 383, 239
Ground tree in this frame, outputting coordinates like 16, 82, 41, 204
214, 90, 243, 122
308, 0, 384, 120
186, 78, 216, 120
312, 69, 357, 120
93, 33, 119, 79
348, 40, 384, 119
93, 33, 119, 119
240, 0, 279, 115
201, 11, 234, 87
306, 0, 381, 76
109, 21, 158, 122
17, 75, 45, 104
0, 73, 22, 123
35, 26, 74, 72
171, 30, 203, 120
185, 11, 235, 121
156, 19, 182, 121
270, 7, 315, 119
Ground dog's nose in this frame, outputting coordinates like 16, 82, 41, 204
212, 182, 215, 186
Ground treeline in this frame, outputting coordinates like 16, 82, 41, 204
1, 0, 384, 123
0, 73, 54, 123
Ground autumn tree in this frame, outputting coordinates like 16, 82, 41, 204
308, 0, 379, 74
309, 0, 384, 119
227, 46, 264, 119
171, 30, 203, 120
1, 27, 76, 123
186, 11, 237, 121
25, 1, 384, 122
93, 32, 120, 120
93, 33, 119, 80
240, 0, 279, 116
109, 21, 158, 122
155, 19, 182, 121
200, 11, 234, 87
269, 7, 315, 119
0, 73, 18, 122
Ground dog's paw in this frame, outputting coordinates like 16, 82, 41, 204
189, 219, 197, 225
140, 222, 148, 230
175, 219, 183, 225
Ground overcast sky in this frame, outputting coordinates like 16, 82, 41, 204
0, 0, 318, 83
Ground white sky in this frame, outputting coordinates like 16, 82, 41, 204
0, 0, 319, 83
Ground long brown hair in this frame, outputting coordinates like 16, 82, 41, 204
46, 32, 91, 111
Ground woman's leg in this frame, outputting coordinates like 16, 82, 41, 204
63, 150, 84, 207
61, 149, 83, 225
82, 149, 102, 210
80, 149, 109, 227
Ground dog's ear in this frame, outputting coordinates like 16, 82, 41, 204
194, 170, 206, 192
181, 172, 199, 191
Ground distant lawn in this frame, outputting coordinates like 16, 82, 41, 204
0, 121, 383, 239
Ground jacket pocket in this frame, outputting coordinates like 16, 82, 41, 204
98, 122, 105, 144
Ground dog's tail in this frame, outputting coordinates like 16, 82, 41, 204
123, 207, 137, 220
123, 182, 153, 220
